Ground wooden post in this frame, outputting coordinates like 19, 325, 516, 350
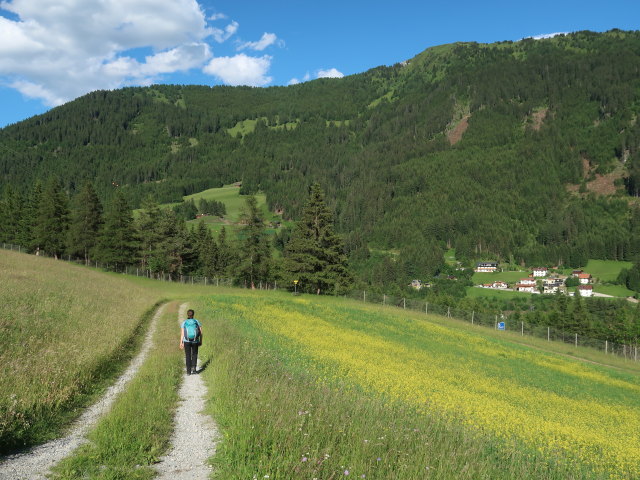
547, 327, 550, 341
383, 294, 386, 306
426, 303, 428, 314
605, 340, 608, 354
403, 298, 406, 309
448, 307, 451, 318
471, 311, 474, 324
363, 291, 366, 302
575, 333, 578, 348
521, 321, 524, 336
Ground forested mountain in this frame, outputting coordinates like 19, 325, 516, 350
3, 29, 640, 273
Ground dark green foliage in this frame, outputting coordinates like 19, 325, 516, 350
94, 190, 138, 268
237, 196, 272, 287
283, 183, 352, 294
67, 182, 103, 263
33, 177, 69, 259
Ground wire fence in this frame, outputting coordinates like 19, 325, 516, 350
2, 242, 638, 362
344, 290, 639, 362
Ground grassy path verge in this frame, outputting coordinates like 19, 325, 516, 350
0, 303, 166, 479
49, 302, 183, 480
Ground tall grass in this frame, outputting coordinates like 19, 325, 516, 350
196, 291, 634, 479
50, 301, 183, 480
0, 250, 162, 451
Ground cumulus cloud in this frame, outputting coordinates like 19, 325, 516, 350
0, 0, 214, 106
211, 20, 239, 43
203, 53, 272, 86
317, 68, 344, 78
238, 32, 281, 51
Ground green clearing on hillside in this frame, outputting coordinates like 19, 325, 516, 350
584, 259, 633, 282
0, 250, 163, 452
471, 270, 531, 285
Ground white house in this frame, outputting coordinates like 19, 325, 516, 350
578, 273, 592, 284
519, 278, 536, 286
475, 261, 499, 273
492, 281, 508, 289
577, 285, 593, 297
516, 283, 538, 293
532, 267, 548, 277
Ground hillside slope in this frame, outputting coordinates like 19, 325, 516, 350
2, 30, 640, 270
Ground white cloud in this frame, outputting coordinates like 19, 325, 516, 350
208, 13, 227, 21
238, 32, 281, 51
0, 0, 214, 106
203, 54, 272, 86
211, 20, 239, 43
317, 68, 344, 79
528, 32, 569, 40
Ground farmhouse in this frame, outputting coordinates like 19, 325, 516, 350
572, 269, 583, 277
543, 278, 565, 294
516, 278, 538, 293
578, 273, 592, 284
577, 285, 594, 297
475, 261, 499, 273
532, 267, 548, 277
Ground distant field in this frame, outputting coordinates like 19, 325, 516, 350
584, 259, 633, 282
595, 284, 635, 297
466, 286, 534, 299
471, 270, 531, 285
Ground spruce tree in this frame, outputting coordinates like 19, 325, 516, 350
237, 195, 272, 288
95, 190, 138, 269
284, 183, 352, 294
33, 177, 69, 259
67, 181, 103, 264
17, 180, 43, 252
0, 185, 24, 245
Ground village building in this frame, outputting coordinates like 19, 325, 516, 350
410, 279, 423, 290
572, 270, 583, 277
475, 261, 499, 273
516, 278, 538, 293
577, 285, 593, 297
578, 273, 592, 284
543, 278, 565, 294
532, 267, 548, 277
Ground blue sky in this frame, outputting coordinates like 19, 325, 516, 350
1, 0, 639, 128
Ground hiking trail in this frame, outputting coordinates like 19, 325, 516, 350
155, 303, 220, 479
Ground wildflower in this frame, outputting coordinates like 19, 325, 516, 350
344, 470, 349, 475
302, 456, 308, 462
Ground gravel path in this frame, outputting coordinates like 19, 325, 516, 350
155, 303, 220, 480
0, 303, 166, 480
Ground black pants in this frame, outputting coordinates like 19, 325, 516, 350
184, 342, 199, 373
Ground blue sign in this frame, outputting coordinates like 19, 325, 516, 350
497, 322, 506, 330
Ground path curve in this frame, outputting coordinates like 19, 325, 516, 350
155, 303, 220, 479
0, 303, 167, 480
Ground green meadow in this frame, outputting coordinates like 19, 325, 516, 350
2, 249, 639, 479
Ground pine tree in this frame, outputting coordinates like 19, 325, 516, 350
95, 190, 138, 269
33, 177, 69, 259
136, 196, 164, 272
284, 183, 352, 294
237, 195, 272, 288
16, 180, 43, 252
67, 181, 103, 264
0, 185, 24, 245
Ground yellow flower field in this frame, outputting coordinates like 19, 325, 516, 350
221, 296, 640, 479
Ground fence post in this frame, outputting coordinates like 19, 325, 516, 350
547, 327, 550, 341
363, 291, 366, 302
448, 307, 451, 318
403, 298, 406, 309
521, 321, 524, 336
426, 303, 428, 314
605, 340, 608, 354
383, 294, 386, 306
575, 333, 578, 348
471, 310, 474, 324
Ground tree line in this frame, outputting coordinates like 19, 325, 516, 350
0, 179, 352, 294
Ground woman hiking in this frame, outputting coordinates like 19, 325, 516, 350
180, 309, 202, 375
